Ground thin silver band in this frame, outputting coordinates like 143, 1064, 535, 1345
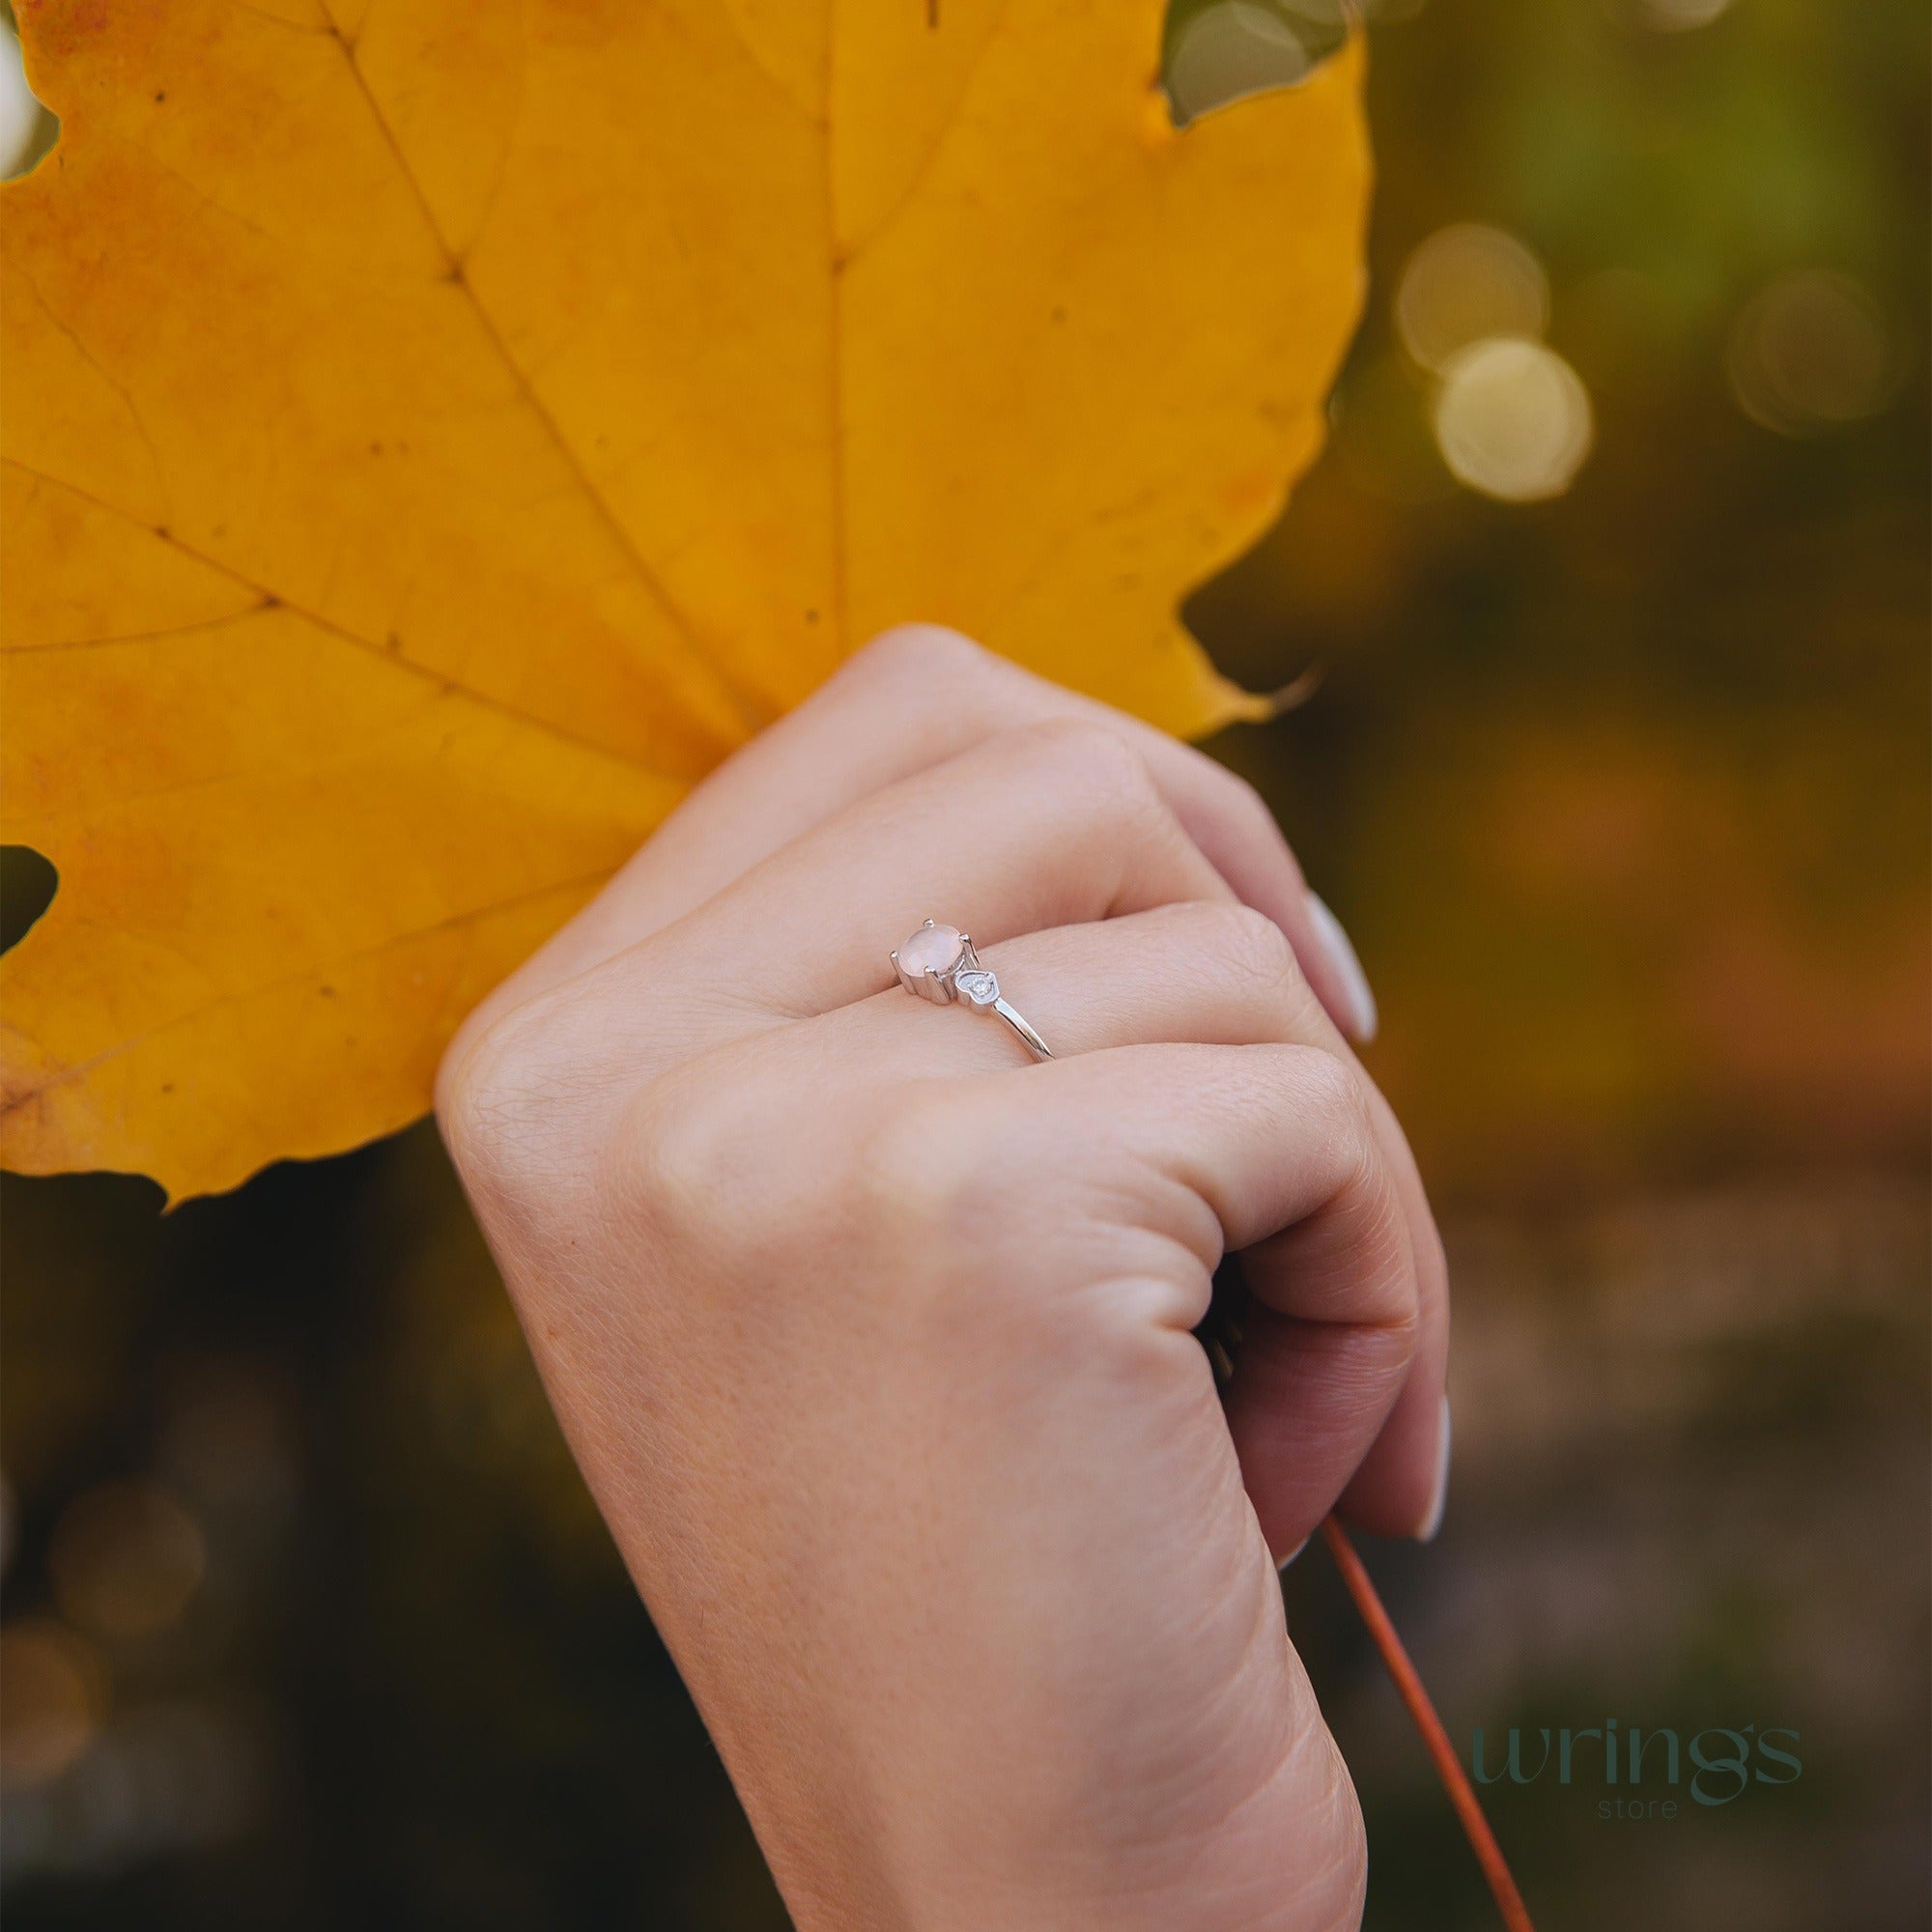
890, 921, 1053, 1063
983, 995, 1051, 1062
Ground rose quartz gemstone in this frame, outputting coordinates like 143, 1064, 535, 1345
898, 922, 964, 980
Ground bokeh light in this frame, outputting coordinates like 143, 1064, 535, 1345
1726, 270, 1897, 437
1165, 0, 1348, 123
1432, 337, 1595, 502
156, 1360, 298, 1517
0, 1621, 106, 1792
1397, 223, 1551, 373
48, 1480, 207, 1639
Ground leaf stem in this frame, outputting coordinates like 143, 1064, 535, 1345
1319, 1517, 1536, 1932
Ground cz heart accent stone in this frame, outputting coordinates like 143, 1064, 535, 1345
953, 968, 1001, 1008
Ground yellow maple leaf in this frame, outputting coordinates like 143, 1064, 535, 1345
1, 0, 1369, 1201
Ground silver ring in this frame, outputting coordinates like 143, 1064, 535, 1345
891, 921, 1053, 1063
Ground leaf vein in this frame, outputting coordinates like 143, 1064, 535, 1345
0, 863, 621, 1120
317, 11, 770, 733
1, 461, 695, 780
838, 0, 1014, 267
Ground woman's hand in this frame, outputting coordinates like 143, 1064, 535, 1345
436, 629, 1448, 1932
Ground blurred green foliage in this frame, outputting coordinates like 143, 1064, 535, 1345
3, 0, 1925, 1925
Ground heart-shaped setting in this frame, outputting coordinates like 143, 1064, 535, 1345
953, 968, 1001, 1008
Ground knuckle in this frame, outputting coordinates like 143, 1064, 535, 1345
435, 995, 579, 1195
847, 622, 993, 690
1366, 1190, 1423, 1342
838, 1092, 1049, 1327
844, 1089, 1000, 1249
434, 1022, 501, 1161
1292, 1048, 1400, 1203
1282, 1041, 1372, 1146
606, 1064, 776, 1254
1018, 715, 1164, 821
1199, 900, 1301, 996
1282, 1047, 1418, 1335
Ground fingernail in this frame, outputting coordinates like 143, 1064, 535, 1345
1417, 1397, 1452, 1543
1277, 1536, 1310, 1572
1306, 894, 1378, 1043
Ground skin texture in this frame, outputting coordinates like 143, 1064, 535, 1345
437, 628, 1450, 1931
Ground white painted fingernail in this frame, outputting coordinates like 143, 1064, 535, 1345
1417, 1397, 1452, 1543
1277, 1536, 1310, 1572
1306, 894, 1378, 1043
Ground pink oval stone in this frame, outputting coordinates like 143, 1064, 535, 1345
898, 922, 964, 980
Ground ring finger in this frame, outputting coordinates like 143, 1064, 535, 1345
773, 900, 1328, 1082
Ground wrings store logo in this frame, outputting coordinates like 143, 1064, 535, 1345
1470, 1721, 1802, 1820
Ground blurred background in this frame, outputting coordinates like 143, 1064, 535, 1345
2, 0, 1925, 1925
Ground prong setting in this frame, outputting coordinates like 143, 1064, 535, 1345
891, 920, 1052, 1060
